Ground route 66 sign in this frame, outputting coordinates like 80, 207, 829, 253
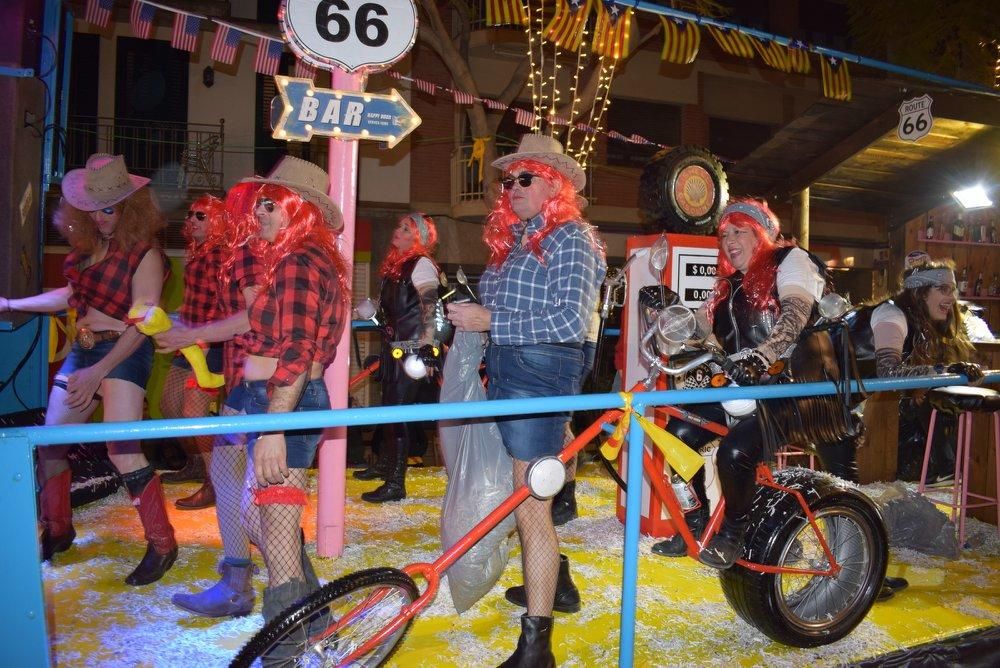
897, 94, 933, 142
280, 0, 418, 74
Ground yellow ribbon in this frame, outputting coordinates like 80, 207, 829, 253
599, 391, 705, 482
48, 311, 76, 364
469, 136, 491, 183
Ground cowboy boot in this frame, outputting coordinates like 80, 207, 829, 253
175, 468, 217, 510
505, 554, 580, 613
171, 560, 258, 617
652, 506, 709, 558
261, 578, 317, 667
361, 437, 406, 503
126, 474, 179, 586
352, 446, 389, 480
699, 515, 750, 571
498, 615, 556, 668
550, 480, 578, 526
39, 468, 76, 561
161, 455, 206, 484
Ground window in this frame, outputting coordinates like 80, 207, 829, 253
606, 99, 681, 168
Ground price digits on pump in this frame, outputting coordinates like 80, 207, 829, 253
685, 288, 712, 302
685, 263, 717, 278
316, 0, 389, 46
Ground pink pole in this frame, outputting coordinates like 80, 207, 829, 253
317, 68, 364, 557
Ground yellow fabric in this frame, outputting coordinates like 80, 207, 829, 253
635, 413, 705, 481
469, 136, 490, 183
599, 391, 632, 460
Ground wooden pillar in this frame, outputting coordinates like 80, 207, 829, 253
793, 187, 809, 248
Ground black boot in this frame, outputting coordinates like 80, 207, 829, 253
261, 578, 316, 667
652, 506, 708, 558
361, 437, 406, 503
505, 554, 580, 613
352, 449, 389, 481
551, 481, 578, 526
699, 516, 749, 570
498, 615, 555, 668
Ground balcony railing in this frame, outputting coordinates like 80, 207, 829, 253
63, 116, 225, 190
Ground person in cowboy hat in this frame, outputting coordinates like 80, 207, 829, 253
448, 133, 606, 667
0, 153, 178, 585
356, 212, 449, 503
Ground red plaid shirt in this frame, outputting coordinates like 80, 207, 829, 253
64, 241, 168, 320
220, 245, 261, 390
178, 245, 224, 326
245, 245, 345, 388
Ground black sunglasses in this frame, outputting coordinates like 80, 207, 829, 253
256, 198, 276, 213
90, 206, 116, 216
500, 173, 539, 190
186, 210, 207, 221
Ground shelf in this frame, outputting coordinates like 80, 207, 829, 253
917, 238, 1000, 247
963, 295, 1000, 301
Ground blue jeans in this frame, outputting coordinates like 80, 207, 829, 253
486, 343, 584, 461
243, 379, 330, 468
56, 338, 154, 391
170, 343, 224, 373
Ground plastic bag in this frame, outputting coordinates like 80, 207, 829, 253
438, 330, 516, 613
872, 482, 960, 559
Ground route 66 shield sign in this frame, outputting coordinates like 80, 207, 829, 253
897, 94, 934, 142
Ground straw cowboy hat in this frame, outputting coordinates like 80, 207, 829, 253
242, 156, 344, 231
61, 154, 150, 211
492, 133, 587, 192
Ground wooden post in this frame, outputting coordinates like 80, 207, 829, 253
794, 187, 810, 248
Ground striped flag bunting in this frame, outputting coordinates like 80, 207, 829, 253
544, 0, 593, 52
254, 37, 283, 76
414, 78, 436, 95
750, 37, 791, 72
607, 130, 628, 142
820, 56, 851, 101
129, 1, 155, 39
592, 0, 632, 59
453, 89, 476, 106
294, 58, 317, 80
628, 133, 651, 144
484, 98, 507, 111
210, 23, 244, 65
85, 0, 114, 29
387, 70, 402, 79
659, 17, 700, 65
515, 108, 534, 127
706, 26, 754, 59
786, 40, 812, 74
171, 12, 201, 53
486, 0, 528, 27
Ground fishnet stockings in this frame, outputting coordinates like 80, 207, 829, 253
161, 365, 215, 468
253, 468, 308, 588
563, 423, 578, 483
240, 458, 263, 550
212, 404, 251, 562
512, 459, 560, 616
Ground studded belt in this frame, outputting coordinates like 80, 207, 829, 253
77, 326, 122, 350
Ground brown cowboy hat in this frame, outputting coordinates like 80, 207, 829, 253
242, 156, 344, 231
61, 154, 150, 211
492, 133, 587, 192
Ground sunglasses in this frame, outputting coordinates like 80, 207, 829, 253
256, 198, 276, 213
185, 210, 207, 221
89, 207, 116, 216
500, 173, 539, 190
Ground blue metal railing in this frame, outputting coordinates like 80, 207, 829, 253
1, 371, 997, 666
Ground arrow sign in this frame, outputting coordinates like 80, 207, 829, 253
271, 76, 421, 148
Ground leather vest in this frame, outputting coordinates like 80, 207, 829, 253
380, 256, 425, 342
840, 299, 915, 378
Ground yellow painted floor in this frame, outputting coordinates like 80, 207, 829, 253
45, 462, 1000, 667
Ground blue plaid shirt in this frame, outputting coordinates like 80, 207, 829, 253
481, 215, 606, 345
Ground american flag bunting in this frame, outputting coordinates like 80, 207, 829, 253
515, 108, 534, 127
544, 0, 593, 53
486, 0, 528, 27
210, 23, 244, 65
414, 78, 436, 95
750, 37, 791, 72
172, 13, 201, 53
786, 40, 812, 74
820, 56, 851, 101
706, 26, 754, 59
659, 17, 700, 64
592, 1, 632, 59
453, 89, 476, 106
129, 1, 155, 40
484, 98, 507, 111
254, 37, 283, 76
294, 58, 317, 80
85, 0, 114, 29
607, 130, 627, 142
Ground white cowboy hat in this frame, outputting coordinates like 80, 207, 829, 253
61, 154, 150, 211
492, 133, 586, 192
242, 156, 344, 231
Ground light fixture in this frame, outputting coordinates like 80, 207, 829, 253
951, 185, 993, 209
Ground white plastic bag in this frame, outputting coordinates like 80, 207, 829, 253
438, 330, 516, 613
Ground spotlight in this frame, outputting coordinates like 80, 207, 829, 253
951, 185, 993, 210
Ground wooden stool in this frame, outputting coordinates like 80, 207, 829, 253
775, 444, 816, 470
917, 385, 1000, 545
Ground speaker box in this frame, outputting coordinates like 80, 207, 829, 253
0, 75, 45, 328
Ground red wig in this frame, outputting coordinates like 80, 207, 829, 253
483, 159, 602, 267
184, 194, 226, 260
216, 182, 263, 298
379, 213, 438, 280
704, 197, 792, 324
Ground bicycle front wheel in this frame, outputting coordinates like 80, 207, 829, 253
231, 567, 419, 668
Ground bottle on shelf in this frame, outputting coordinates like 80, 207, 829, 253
952, 214, 965, 241
990, 272, 1000, 297
924, 215, 934, 240
974, 271, 984, 297
991, 219, 998, 245
979, 216, 989, 244
958, 265, 969, 296
970, 214, 981, 243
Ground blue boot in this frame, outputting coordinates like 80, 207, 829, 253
172, 560, 257, 617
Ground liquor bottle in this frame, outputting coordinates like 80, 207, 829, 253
974, 271, 984, 297
979, 216, 989, 244
924, 215, 935, 240
991, 219, 998, 245
970, 214, 981, 243
952, 214, 965, 241
990, 273, 1000, 297
958, 265, 969, 296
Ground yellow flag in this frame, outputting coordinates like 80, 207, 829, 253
635, 414, 704, 481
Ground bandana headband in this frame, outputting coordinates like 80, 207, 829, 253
903, 267, 955, 290
722, 202, 779, 240
408, 212, 431, 247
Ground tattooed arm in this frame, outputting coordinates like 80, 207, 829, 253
874, 347, 938, 378
756, 294, 814, 364
416, 282, 440, 345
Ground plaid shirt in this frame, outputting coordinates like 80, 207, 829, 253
220, 244, 261, 390
64, 241, 168, 320
481, 216, 606, 345
244, 245, 345, 387
178, 245, 224, 326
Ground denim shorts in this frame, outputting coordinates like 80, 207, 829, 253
486, 343, 583, 461
223, 381, 248, 412
171, 343, 224, 373
55, 338, 154, 391
243, 379, 330, 469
